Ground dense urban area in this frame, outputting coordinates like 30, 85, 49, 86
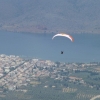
0, 54, 100, 100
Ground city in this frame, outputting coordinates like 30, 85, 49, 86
0, 54, 100, 100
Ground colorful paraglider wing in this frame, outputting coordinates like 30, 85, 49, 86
52, 33, 74, 42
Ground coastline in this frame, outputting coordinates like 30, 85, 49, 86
0, 27, 100, 34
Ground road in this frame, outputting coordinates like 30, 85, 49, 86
90, 95, 100, 100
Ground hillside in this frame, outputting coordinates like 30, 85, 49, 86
0, 0, 100, 34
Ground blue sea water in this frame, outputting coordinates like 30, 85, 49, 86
0, 31, 100, 63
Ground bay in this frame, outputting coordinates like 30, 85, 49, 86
0, 31, 100, 63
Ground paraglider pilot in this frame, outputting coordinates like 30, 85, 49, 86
61, 51, 63, 54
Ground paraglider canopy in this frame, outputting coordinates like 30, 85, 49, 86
52, 33, 74, 54
52, 33, 74, 42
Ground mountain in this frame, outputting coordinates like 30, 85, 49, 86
0, 0, 100, 34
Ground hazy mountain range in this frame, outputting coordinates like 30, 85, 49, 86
0, 0, 100, 34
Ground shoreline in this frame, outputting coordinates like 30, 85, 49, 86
0, 27, 100, 34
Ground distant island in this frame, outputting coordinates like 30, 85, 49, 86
0, 0, 100, 34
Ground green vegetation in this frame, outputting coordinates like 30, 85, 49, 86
0, 76, 100, 100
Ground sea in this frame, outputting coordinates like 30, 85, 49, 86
0, 31, 100, 63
